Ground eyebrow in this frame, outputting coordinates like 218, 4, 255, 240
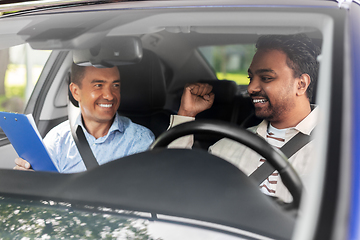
248, 68, 276, 75
91, 79, 121, 84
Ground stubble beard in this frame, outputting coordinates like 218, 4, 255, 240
254, 97, 293, 123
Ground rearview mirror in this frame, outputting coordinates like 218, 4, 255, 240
73, 36, 142, 68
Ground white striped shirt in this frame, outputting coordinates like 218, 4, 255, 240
259, 124, 288, 196
168, 106, 318, 202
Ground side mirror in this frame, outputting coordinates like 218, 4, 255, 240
73, 36, 142, 68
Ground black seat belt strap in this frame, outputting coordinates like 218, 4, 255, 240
71, 125, 99, 170
249, 131, 314, 185
249, 160, 276, 186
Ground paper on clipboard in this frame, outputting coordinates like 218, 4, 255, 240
0, 112, 58, 172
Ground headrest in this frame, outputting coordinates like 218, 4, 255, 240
118, 49, 167, 112
198, 79, 237, 104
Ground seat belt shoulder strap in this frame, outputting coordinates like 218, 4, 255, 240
249, 130, 314, 185
71, 124, 99, 170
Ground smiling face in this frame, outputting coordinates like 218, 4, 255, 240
70, 66, 121, 127
247, 49, 299, 126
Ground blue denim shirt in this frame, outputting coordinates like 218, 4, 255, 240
43, 113, 155, 173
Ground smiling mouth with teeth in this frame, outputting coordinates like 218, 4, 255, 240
252, 99, 268, 104
98, 103, 113, 108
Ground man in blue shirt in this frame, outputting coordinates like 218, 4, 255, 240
14, 63, 155, 173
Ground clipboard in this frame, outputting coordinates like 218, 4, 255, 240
0, 112, 58, 172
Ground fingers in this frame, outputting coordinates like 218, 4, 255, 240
204, 92, 215, 103
186, 83, 213, 98
14, 158, 33, 171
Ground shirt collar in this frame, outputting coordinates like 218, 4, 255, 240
256, 105, 318, 136
294, 105, 318, 135
74, 112, 124, 137
109, 112, 124, 133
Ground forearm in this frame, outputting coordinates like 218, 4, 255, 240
167, 115, 195, 149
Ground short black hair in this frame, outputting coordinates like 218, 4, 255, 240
71, 62, 87, 88
256, 34, 321, 101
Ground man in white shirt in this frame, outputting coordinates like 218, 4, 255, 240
169, 34, 320, 202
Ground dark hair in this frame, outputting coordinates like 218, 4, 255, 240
71, 62, 87, 88
256, 34, 321, 101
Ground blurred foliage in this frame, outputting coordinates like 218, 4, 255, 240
0, 85, 25, 112
216, 72, 250, 85
5, 85, 25, 98
0, 197, 162, 239
199, 44, 255, 86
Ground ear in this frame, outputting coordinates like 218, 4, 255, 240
69, 82, 81, 102
296, 73, 311, 97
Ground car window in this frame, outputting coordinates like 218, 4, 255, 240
0, 44, 51, 113
198, 44, 256, 85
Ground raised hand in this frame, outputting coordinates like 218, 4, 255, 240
178, 83, 215, 117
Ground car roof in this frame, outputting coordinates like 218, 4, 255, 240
0, 0, 342, 18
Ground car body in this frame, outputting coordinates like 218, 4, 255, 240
0, 0, 359, 239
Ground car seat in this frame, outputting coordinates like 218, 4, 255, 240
117, 49, 175, 138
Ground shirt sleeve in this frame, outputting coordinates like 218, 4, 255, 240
126, 125, 155, 155
167, 115, 195, 149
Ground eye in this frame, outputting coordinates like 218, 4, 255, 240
261, 77, 273, 82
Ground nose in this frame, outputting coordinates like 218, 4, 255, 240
102, 86, 114, 101
247, 77, 261, 95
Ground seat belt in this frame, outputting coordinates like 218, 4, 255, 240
249, 130, 314, 185
71, 125, 99, 170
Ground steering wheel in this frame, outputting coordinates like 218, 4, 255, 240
150, 120, 303, 210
